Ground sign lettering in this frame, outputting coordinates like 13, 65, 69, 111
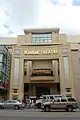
24, 49, 58, 55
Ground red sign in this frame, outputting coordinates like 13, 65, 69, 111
4, 81, 8, 89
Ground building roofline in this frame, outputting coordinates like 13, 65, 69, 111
24, 28, 60, 34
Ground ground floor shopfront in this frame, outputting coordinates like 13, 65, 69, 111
24, 83, 60, 97
9, 44, 74, 100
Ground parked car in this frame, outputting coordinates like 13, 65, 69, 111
0, 100, 23, 110
34, 94, 63, 109
41, 97, 78, 112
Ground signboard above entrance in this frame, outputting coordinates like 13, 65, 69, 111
24, 49, 58, 55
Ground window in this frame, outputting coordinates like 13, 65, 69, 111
0, 54, 3, 62
11, 100, 16, 103
61, 98, 67, 102
4, 100, 11, 103
3, 55, 7, 65
43, 97, 46, 100
0, 72, 5, 82
54, 98, 60, 102
50, 96, 53, 100
32, 33, 52, 43
68, 97, 76, 102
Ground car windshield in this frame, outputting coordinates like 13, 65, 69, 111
0, 100, 4, 103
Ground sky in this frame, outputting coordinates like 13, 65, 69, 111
0, 0, 80, 36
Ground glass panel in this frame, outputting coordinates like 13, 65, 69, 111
32, 33, 52, 43
48, 40, 52, 43
43, 37, 47, 40
63, 57, 70, 88
0, 72, 5, 82
48, 34, 52, 37
39, 39, 43, 43
3, 55, 7, 65
14, 58, 19, 87
43, 40, 48, 43
0, 54, 3, 62
35, 38, 39, 43
32, 38, 35, 43
32, 34, 35, 37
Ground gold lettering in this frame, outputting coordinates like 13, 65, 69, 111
51, 50, 54, 54
54, 49, 58, 53
24, 50, 28, 54
40, 50, 43, 54
24, 49, 58, 55
31, 51, 34, 54
43, 50, 46, 54
47, 50, 51, 54
35, 51, 39, 54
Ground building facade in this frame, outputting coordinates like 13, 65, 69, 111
71, 43, 80, 101
0, 45, 11, 99
7, 28, 75, 100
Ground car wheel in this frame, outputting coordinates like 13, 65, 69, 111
14, 105, 19, 110
45, 106, 50, 112
67, 106, 73, 112
0, 105, 2, 109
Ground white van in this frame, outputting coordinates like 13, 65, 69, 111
42, 94, 63, 102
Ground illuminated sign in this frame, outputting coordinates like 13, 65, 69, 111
24, 49, 58, 55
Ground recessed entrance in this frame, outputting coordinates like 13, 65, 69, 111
35, 86, 50, 97
24, 59, 61, 98
24, 83, 60, 98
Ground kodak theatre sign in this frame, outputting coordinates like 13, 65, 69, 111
24, 49, 58, 55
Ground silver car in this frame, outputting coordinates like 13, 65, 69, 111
0, 100, 23, 110
41, 97, 78, 112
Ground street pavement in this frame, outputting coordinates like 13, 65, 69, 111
0, 108, 80, 120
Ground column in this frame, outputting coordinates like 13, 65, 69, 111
13, 58, 20, 88
9, 56, 14, 99
68, 54, 75, 97
52, 60, 55, 76
26, 61, 32, 82
52, 60, 59, 82
59, 57, 66, 95
55, 61, 59, 82
63, 57, 71, 88
18, 58, 24, 100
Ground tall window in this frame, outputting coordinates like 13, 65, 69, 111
32, 33, 52, 43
